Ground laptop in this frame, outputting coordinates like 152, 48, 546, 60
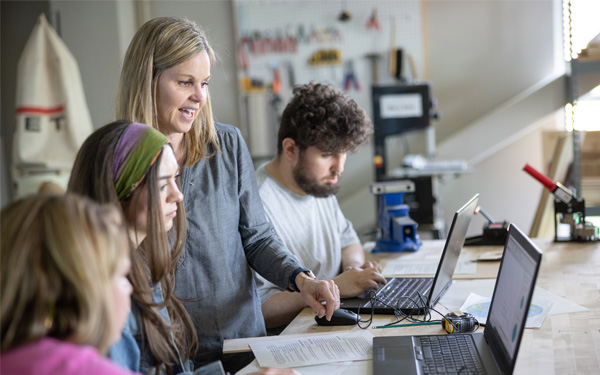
341, 194, 479, 315
373, 223, 543, 375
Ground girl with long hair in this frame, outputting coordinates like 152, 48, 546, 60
68, 120, 197, 374
1, 194, 135, 375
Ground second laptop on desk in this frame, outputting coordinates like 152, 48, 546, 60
340, 193, 479, 315
373, 223, 542, 375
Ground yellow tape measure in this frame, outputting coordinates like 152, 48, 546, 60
442, 311, 477, 334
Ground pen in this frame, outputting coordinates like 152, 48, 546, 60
373, 321, 440, 329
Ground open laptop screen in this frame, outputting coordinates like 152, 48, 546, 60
427, 194, 478, 306
485, 224, 542, 374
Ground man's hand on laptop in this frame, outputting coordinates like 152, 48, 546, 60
335, 265, 387, 298
344, 260, 383, 273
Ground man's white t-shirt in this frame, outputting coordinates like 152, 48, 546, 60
253, 163, 360, 303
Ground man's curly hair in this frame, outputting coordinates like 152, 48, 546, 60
277, 82, 373, 155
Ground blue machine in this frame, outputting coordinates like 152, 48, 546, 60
371, 181, 421, 253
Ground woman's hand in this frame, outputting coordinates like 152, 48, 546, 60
296, 275, 340, 321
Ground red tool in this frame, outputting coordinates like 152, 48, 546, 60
366, 8, 380, 31
523, 163, 574, 204
343, 60, 360, 91
523, 163, 599, 242
237, 36, 253, 71
271, 65, 281, 95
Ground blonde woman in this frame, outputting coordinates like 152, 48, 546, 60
117, 17, 339, 373
0, 194, 135, 375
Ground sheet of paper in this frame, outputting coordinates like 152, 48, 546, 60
382, 259, 476, 275
458, 292, 554, 328
236, 359, 364, 375
439, 280, 588, 317
477, 249, 503, 261
532, 287, 589, 315
249, 331, 373, 369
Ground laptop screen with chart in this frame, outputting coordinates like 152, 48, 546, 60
340, 193, 479, 315
483, 223, 541, 371
373, 223, 543, 375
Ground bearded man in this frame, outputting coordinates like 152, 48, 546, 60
254, 82, 387, 330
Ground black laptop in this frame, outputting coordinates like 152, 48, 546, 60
341, 194, 479, 315
373, 223, 543, 375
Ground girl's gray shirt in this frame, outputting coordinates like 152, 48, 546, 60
175, 123, 302, 367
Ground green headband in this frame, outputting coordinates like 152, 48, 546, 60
112, 123, 169, 200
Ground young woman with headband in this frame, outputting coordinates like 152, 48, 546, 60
68, 120, 196, 374
68, 120, 296, 375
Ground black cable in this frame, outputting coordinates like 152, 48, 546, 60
355, 290, 478, 334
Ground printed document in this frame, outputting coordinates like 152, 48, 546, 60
249, 331, 373, 368
459, 292, 554, 328
383, 259, 476, 276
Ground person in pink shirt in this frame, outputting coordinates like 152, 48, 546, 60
0, 194, 137, 375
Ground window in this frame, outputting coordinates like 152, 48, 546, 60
563, 0, 600, 131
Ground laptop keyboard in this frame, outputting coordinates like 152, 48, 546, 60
366, 277, 432, 309
418, 335, 485, 374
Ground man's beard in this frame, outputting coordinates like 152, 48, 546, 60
292, 156, 340, 198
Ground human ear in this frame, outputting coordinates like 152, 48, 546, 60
282, 138, 298, 162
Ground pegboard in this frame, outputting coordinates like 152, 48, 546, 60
233, 0, 425, 158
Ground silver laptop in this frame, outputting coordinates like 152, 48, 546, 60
341, 194, 479, 315
373, 223, 542, 375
